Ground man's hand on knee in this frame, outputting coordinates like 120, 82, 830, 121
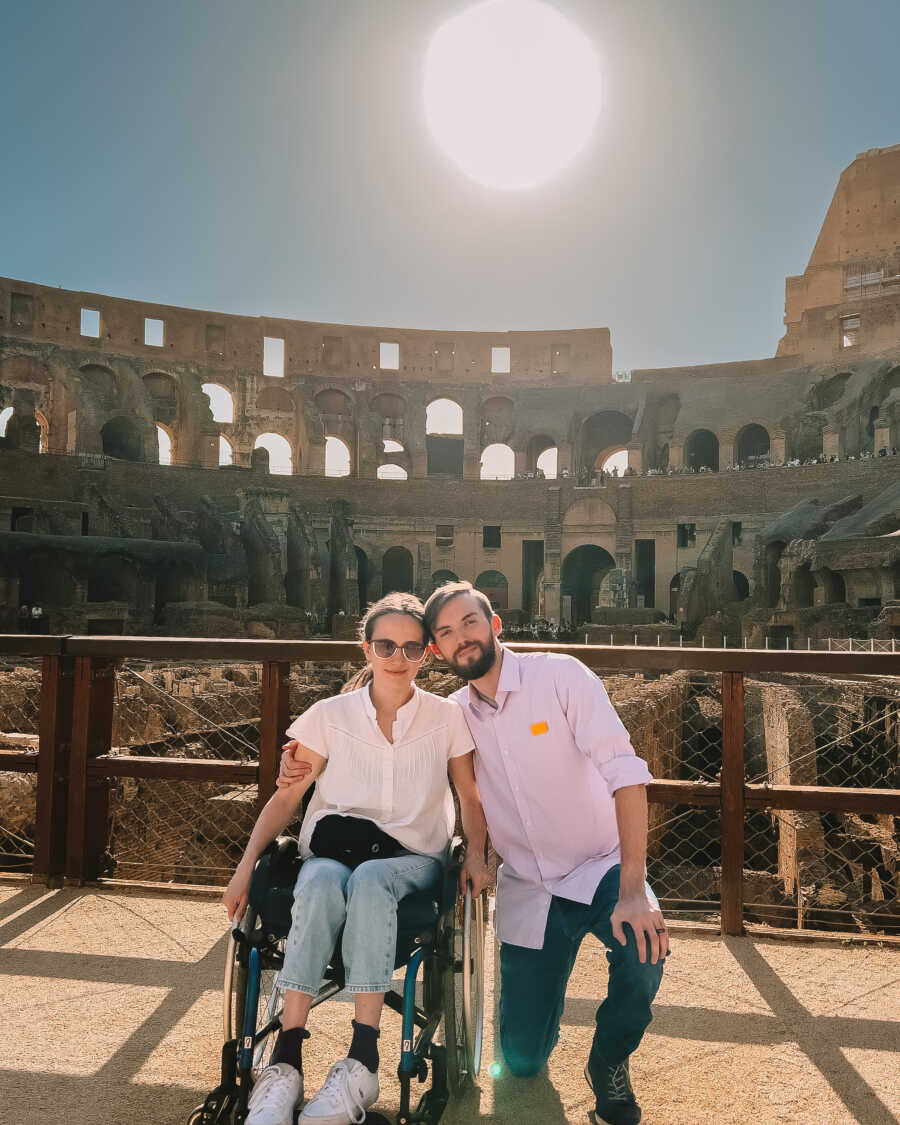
611, 892, 670, 964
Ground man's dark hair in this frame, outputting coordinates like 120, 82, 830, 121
423, 581, 493, 638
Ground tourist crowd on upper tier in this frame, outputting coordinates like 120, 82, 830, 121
506, 444, 900, 485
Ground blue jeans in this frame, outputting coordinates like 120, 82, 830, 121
279, 853, 442, 995
499, 866, 665, 1076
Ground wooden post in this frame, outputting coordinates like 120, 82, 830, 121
720, 671, 745, 935
259, 662, 291, 812
33, 655, 75, 884
66, 656, 116, 883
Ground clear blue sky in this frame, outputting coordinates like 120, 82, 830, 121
2, 0, 899, 372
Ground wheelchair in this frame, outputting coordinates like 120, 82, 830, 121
189, 835, 486, 1125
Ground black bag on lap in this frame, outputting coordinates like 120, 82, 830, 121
310, 813, 403, 869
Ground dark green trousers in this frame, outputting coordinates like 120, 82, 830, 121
499, 866, 665, 1077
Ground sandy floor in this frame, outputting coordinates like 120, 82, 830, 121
0, 883, 897, 1125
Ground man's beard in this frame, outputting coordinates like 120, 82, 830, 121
446, 639, 497, 681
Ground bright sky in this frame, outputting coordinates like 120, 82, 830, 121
2, 0, 899, 372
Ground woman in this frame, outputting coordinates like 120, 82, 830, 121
223, 592, 491, 1125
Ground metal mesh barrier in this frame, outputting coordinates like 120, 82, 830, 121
744, 673, 900, 934
594, 669, 723, 924
113, 660, 264, 759
107, 778, 258, 884
0, 658, 41, 874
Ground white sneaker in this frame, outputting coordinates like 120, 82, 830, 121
246, 1062, 304, 1125
298, 1058, 379, 1125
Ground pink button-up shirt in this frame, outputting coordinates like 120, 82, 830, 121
452, 648, 652, 949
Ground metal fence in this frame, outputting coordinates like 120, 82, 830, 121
0, 636, 898, 940
0, 657, 41, 873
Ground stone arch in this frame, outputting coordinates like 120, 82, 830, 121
156, 423, 174, 465
426, 398, 463, 435
254, 432, 293, 475
561, 545, 616, 625
79, 364, 118, 408
480, 443, 515, 480
371, 392, 407, 445
595, 448, 628, 475
325, 435, 351, 477
377, 463, 407, 480
732, 570, 750, 600
218, 434, 233, 466
257, 386, 294, 413
87, 554, 138, 603
382, 546, 414, 595
315, 388, 354, 416
734, 424, 770, 467
0, 406, 12, 437
481, 396, 515, 445
562, 497, 617, 529
34, 409, 49, 452
576, 411, 633, 475
101, 416, 144, 461
475, 569, 509, 610
791, 564, 814, 609
143, 372, 178, 425
526, 433, 557, 476
684, 428, 719, 471
819, 567, 846, 604
430, 569, 459, 594
426, 398, 464, 477
202, 383, 235, 423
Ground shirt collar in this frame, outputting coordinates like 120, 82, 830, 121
360, 681, 421, 740
466, 646, 521, 715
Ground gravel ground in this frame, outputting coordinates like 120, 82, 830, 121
1, 884, 897, 1125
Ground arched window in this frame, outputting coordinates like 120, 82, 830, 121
101, 417, 143, 461
254, 433, 292, 475
735, 424, 770, 467
377, 463, 407, 480
431, 569, 459, 592
536, 446, 558, 478
0, 406, 12, 437
684, 429, 719, 472
597, 448, 627, 475
382, 546, 414, 595
475, 569, 509, 610
202, 383, 235, 424
157, 424, 173, 466
426, 398, 463, 435
35, 409, 49, 453
383, 439, 404, 454
325, 436, 351, 477
480, 443, 515, 480
218, 434, 233, 467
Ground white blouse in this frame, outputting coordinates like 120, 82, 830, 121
285, 684, 475, 860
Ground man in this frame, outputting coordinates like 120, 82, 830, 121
280, 582, 666, 1125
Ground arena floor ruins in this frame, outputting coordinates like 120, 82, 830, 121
0, 883, 897, 1125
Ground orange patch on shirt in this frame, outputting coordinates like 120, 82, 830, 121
530, 721, 549, 736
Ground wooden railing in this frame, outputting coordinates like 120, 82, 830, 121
1, 634, 899, 938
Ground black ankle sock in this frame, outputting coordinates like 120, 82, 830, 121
348, 1019, 380, 1073
271, 1026, 310, 1072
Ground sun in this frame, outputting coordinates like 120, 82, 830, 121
424, 0, 602, 191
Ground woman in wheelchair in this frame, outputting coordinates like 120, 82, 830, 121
223, 592, 491, 1125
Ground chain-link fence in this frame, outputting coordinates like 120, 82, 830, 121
744, 673, 900, 934
0, 658, 41, 874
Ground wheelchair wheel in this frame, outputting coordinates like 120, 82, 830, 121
442, 888, 486, 1093
224, 907, 285, 1075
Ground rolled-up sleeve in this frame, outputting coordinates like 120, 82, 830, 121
554, 657, 653, 795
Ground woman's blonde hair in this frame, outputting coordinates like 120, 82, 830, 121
341, 592, 428, 693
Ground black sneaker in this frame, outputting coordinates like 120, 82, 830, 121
584, 1057, 641, 1125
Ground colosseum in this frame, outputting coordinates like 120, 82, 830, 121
1, 145, 899, 643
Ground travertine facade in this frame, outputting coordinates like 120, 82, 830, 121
1, 147, 899, 638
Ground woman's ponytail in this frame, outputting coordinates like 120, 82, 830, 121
341, 665, 374, 694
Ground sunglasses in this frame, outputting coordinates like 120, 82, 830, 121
370, 638, 428, 661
